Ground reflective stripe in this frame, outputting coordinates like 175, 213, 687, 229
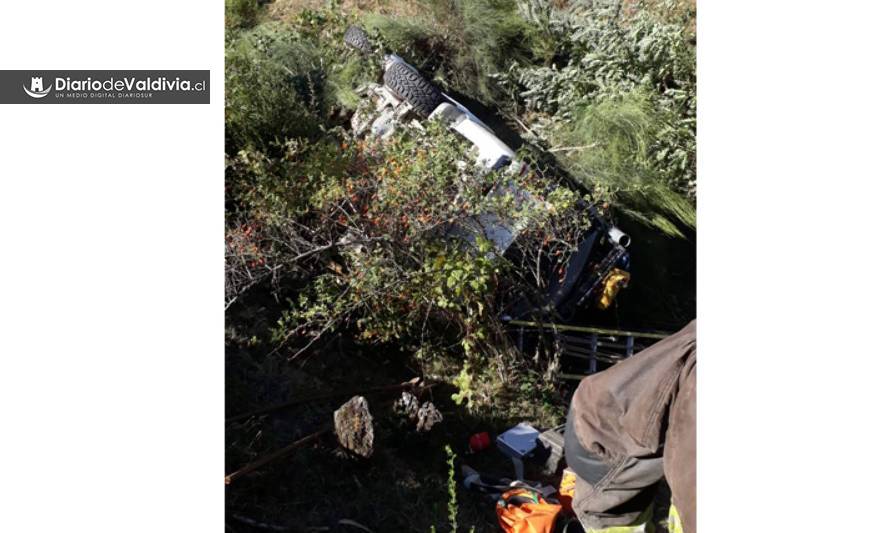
584, 523, 651, 533
583, 504, 653, 533
667, 504, 684, 533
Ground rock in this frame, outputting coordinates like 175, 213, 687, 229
415, 401, 443, 432
393, 391, 420, 419
393, 392, 442, 432
333, 396, 375, 458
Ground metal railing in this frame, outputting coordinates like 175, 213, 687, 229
507, 320, 672, 381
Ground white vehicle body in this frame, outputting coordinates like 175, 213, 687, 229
351, 46, 630, 317
430, 97, 515, 170
351, 58, 537, 253
345, 40, 631, 318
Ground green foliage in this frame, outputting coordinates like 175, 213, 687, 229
225, 0, 696, 413
548, 88, 695, 236
225, 1, 695, 527
356, 0, 696, 236
429, 444, 473, 533
225, 24, 330, 150
225, 16, 377, 151
364, 0, 554, 103
226, 0, 261, 31
251, 122, 587, 407
227, 137, 346, 223
362, 13, 432, 57
450, 362, 477, 408
445, 444, 459, 533
496, 0, 697, 234
328, 55, 373, 109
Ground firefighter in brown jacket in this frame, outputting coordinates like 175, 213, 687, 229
565, 320, 696, 533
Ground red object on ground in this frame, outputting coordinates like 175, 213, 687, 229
469, 432, 491, 452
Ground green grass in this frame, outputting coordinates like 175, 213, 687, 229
550, 89, 695, 237
364, 0, 553, 103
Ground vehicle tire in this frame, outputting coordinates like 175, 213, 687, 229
344, 25, 372, 54
383, 61, 444, 117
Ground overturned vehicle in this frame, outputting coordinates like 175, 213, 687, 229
344, 26, 631, 323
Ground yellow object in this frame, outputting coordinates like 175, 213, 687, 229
559, 468, 653, 533
597, 269, 631, 310
558, 468, 576, 510
666, 504, 684, 533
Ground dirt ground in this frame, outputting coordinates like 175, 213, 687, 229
225, 319, 682, 532
226, 328, 569, 532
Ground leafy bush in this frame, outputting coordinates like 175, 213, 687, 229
225, 26, 327, 150
249, 122, 590, 408
224, 0, 696, 411
225, 15, 377, 151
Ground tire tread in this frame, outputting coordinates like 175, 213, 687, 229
344, 25, 372, 54
383, 62, 444, 117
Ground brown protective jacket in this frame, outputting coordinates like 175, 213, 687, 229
567, 320, 696, 532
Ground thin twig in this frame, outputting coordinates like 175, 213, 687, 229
230, 514, 293, 532
286, 320, 336, 362
509, 113, 537, 138
225, 427, 330, 485
338, 519, 374, 533
548, 142, 599, 153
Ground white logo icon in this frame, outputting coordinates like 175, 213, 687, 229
23, 77, 51, 98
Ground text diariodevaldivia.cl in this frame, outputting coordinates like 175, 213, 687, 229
53, 77, 206, 92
